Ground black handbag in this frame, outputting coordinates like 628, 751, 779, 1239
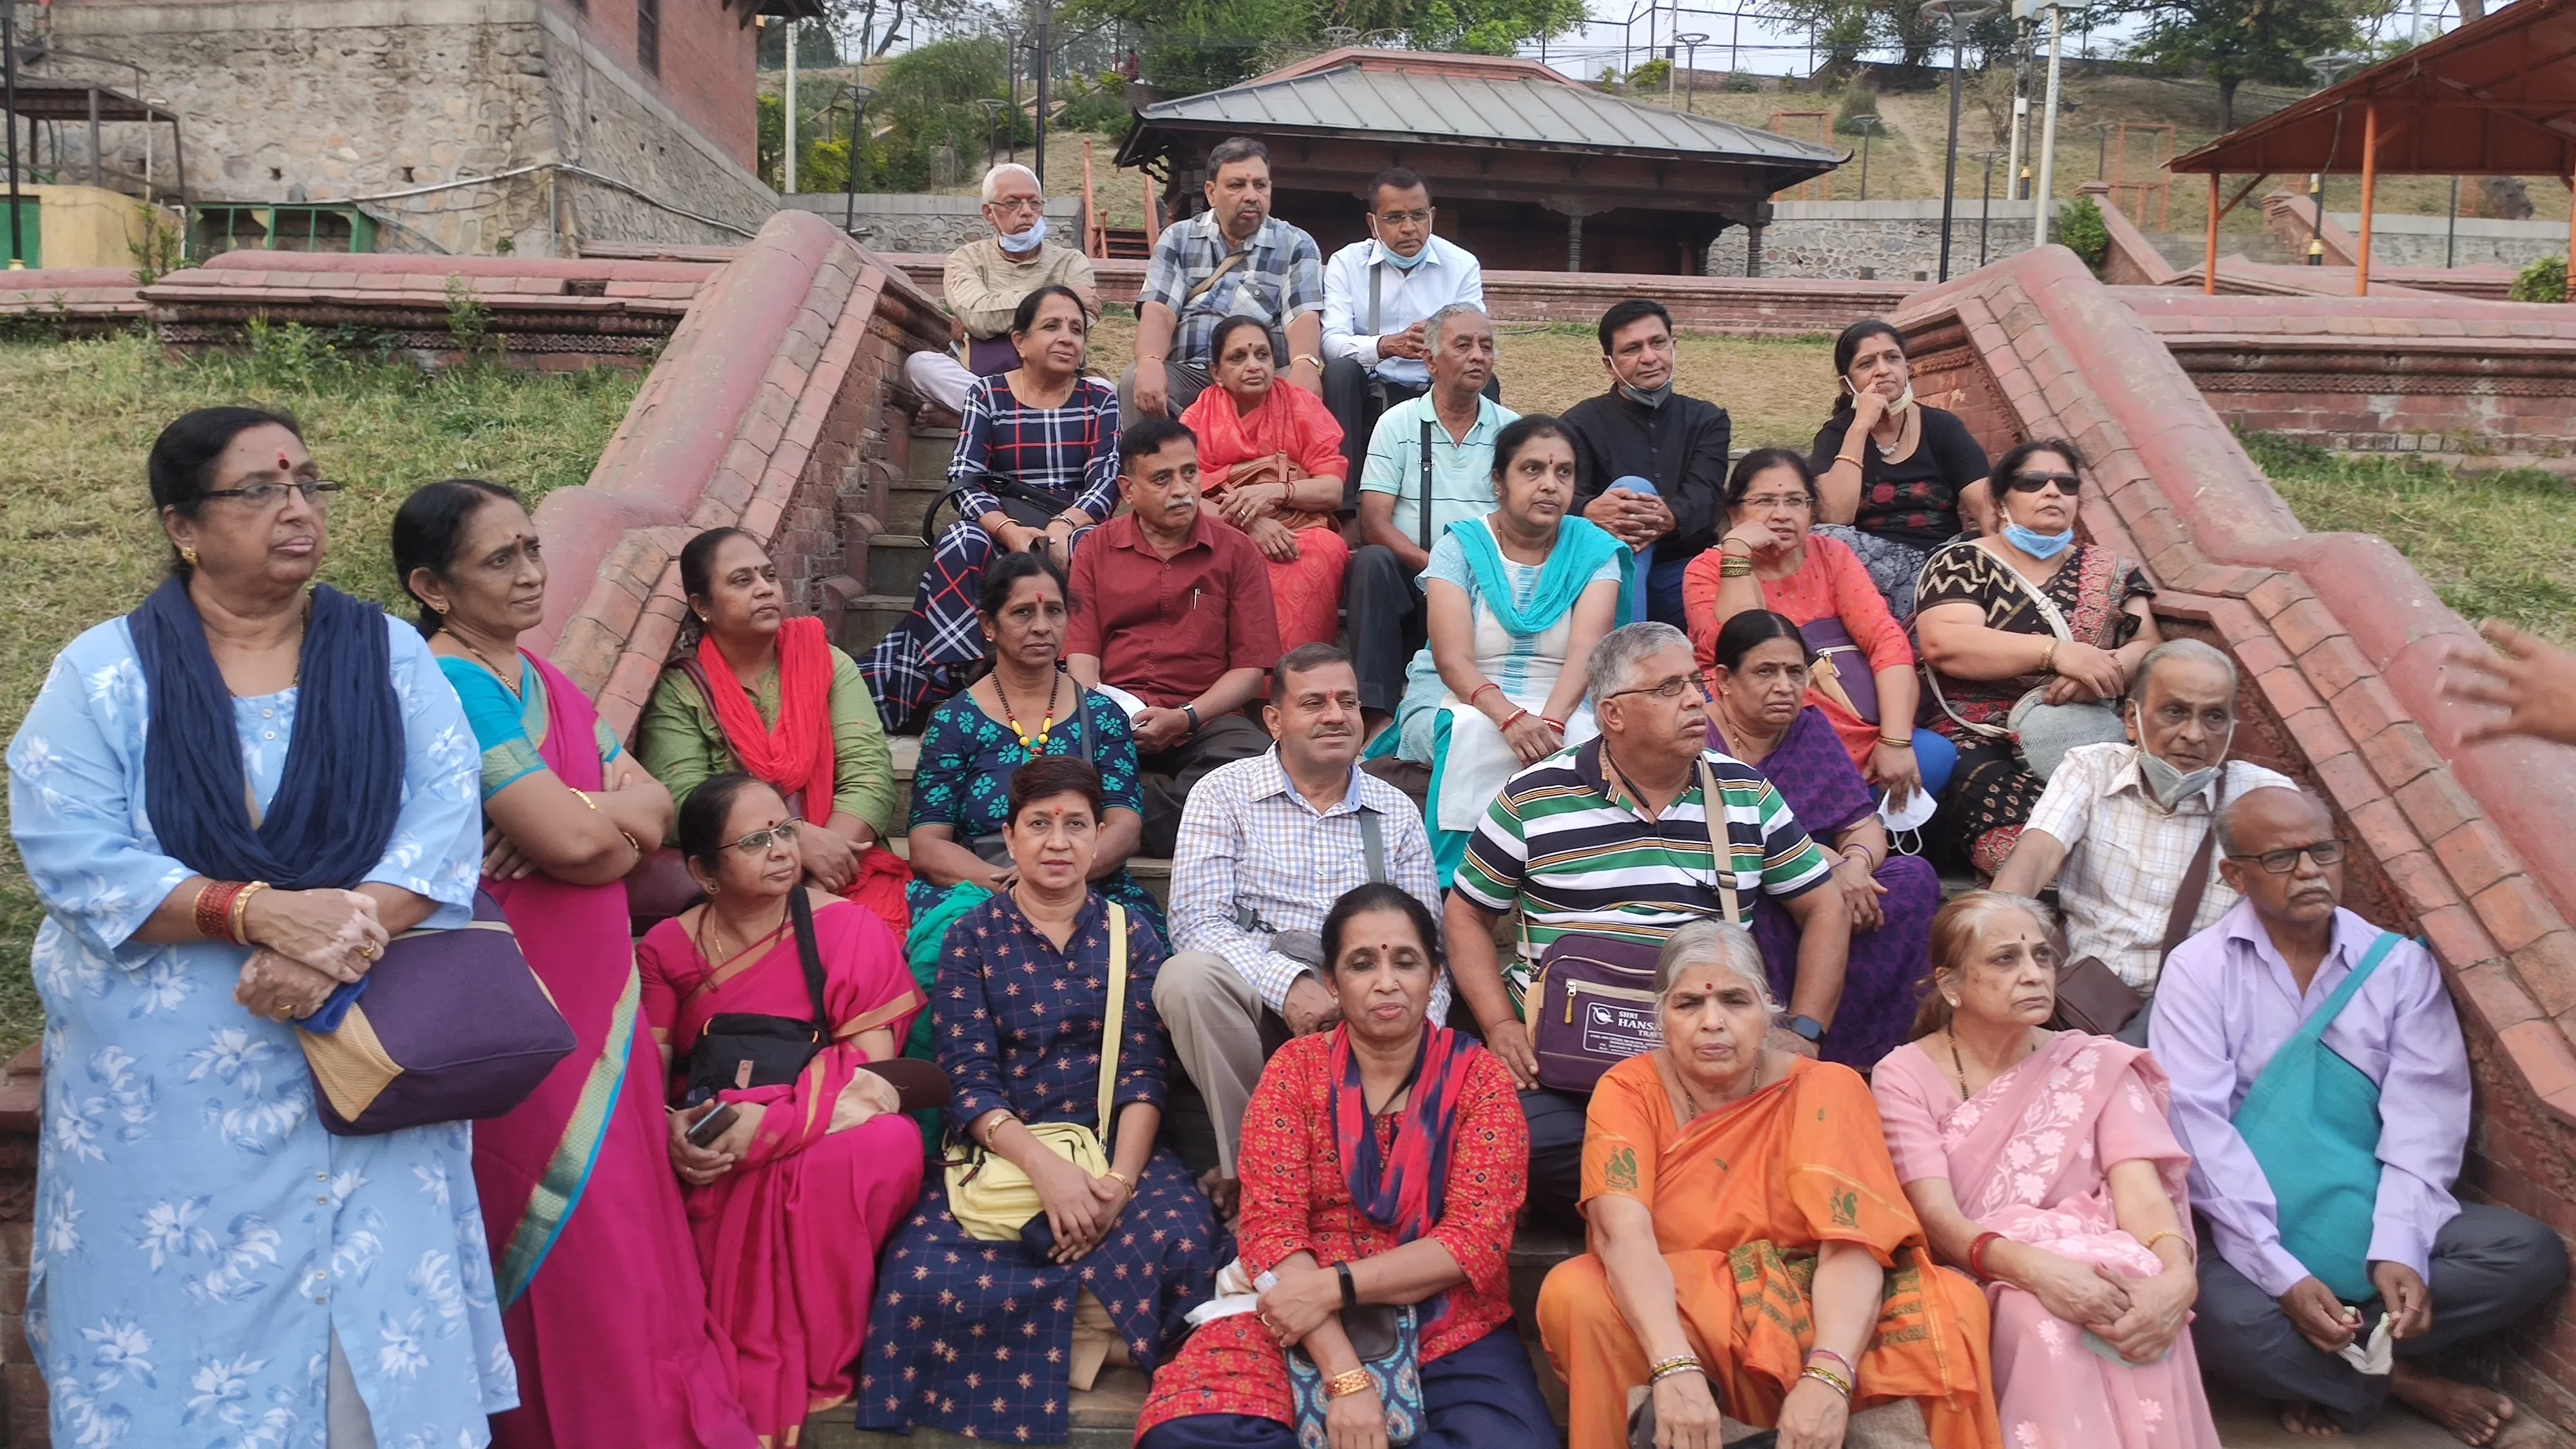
933, 469, 1079, 537
685, 889, 829, 1101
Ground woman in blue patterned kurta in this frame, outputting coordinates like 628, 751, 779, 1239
857, 757, 1221, 1444
6, 409, 514, 1448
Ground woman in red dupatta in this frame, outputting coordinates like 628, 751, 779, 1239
1137, 882, 1558, 1449
1177, 315, 1350, 650
395, 480, 756, 1449
1538, 920, 1998, 1449
1872, 893, 2218, 1449
638, 527, 911, 934
639, 773, 928, 1446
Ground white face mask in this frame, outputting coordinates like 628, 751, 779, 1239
1880, 786, 1937, 833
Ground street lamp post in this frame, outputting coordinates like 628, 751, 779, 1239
1000, 27, 1019, 165
1922, 0, 1998, 281
1972, 148, 2003, 267
1, 0, 23, 270
843, 81, 879, 236
1678, 33, 1707, 110
1032, 0, 1053, 195
1852, 113, 1882, 200
977, 97, 1004, 171
2031, 0, 2065, 248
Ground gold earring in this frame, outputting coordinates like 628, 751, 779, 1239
179, 545, 199, 567
705, 880, 719, 896
1944, 996, 1960, 1008
430, 600, 450, 616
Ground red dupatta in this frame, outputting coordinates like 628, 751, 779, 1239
689, 614, 838, 817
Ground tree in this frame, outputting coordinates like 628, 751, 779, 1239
1059, 0, 1585, 92
2126, 0, 2391, 129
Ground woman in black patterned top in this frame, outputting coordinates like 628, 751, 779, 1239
1808, 319, 1993, 620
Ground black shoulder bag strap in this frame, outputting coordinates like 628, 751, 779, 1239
2156, 763, 2228, 967
1368, 260, 1383, 337
1418, 416, 1435, 553
1360, 808, 1387, 885
787, 887, 831, 1045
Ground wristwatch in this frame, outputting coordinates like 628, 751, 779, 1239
1788, 1015, 1826, 1044
1180, 703, 1201, 732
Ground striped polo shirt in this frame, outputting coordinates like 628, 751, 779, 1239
1454, 737, 1834, 1010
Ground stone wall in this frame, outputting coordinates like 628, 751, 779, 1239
44, 0, 777, 256
1708, 199, 2055, 281
2329, 211, 2571, 272
782, 194, 1086, 256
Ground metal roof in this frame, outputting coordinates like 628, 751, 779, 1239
1127, 66, 1844, 166
2170, 0, 2576, 176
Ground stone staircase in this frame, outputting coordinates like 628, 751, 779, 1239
835, 424, 956, 667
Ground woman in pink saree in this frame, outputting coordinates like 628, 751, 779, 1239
395, 480, 755, 1449
1871, 891, 2221, 1449
639, 773, 929, 1445
1178, 314, 1350, 649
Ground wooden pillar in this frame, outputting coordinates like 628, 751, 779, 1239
2356, 102, 2378, 297
1567, 213, 1583, 273
2204, 173, 2220, 296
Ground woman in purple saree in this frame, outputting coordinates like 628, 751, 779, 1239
1703, 609, 1938, 1069
395, 480, 755, 1449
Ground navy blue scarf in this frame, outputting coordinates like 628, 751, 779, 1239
129, 575, 404, 890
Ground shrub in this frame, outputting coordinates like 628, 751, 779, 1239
1832, 84, 1882, 137
1625, 57, 1672, 91
1726, 70, 1759, 92
1052, 73, 1134, 137
2058, 195, 2110, 274
2511, 255, 2567, 304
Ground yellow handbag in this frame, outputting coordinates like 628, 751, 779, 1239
943, 902, 1128, 1242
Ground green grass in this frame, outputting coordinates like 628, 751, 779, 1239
0, 328, 642, 1059
2246, 432, 2576, 647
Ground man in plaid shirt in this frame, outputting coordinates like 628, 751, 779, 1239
1994, 638, 2291, 1040
1121, 135, 1326, 420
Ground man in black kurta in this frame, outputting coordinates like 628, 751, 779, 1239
1561, 298, 1733, 629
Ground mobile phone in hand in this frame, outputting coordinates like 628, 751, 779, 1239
685, 1103, 740, 1149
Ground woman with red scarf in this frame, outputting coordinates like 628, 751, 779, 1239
1177, 315, 1350, 650
639, 527, 911, 934
1135, 882, 1559, 1449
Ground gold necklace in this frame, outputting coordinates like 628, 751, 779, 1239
1669, 1047, 1759, 1122
452, 632, 522, 699
1948, 1026, 2038, 1100
697, 898, 791, 967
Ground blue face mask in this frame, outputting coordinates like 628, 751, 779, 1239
2002, 520, 2076, 560
1379, 238, 1431, 270
998, 215, 1048, 255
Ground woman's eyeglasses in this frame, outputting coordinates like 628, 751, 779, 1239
1738, 493, 1812, 513
203, 480, 344, 510
2005, 471, 2082, 495
2227, 838, 2347, 874
724, 820, 802, 855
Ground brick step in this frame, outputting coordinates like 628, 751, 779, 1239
865, 533, 933, 598
835, 592, 913, 665
907, 426, 957, 487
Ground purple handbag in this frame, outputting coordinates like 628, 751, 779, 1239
965, 333, 1021, 377
1800, 616, 1880, 726
1528, 760, 1747, 1094
297, 893, 576, 1135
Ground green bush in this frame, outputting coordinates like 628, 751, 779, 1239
2058, 194, 2110, 274
1052, 73, 1135, 137
2511, 255, 2568, 304
1625, 57, 1672, 91
1725, 70, 1759, 92
1832, 84, 1882, 137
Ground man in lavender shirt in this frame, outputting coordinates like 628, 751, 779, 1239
2154, 786, 2566, 1443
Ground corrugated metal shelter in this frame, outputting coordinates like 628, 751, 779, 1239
1115, 49, 1842, 275
2169, 0, 2576, 296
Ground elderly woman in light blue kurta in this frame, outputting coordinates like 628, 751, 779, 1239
6, 408, 515, 1448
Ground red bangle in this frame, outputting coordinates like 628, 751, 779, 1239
1470, 682, 1502, 708
1501, 708, 1530, 730
1541, 716, 1567, 733
194, 882, 243, 943
1967, 1231, 2005, 1282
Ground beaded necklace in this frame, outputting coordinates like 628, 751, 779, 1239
996, 668, 1063, 752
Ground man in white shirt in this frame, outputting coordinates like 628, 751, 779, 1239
1345, 304, 1514, 731
902, 162, 1098, 418
1993, 638, 2291, 1039
1320, 168, 1488, 496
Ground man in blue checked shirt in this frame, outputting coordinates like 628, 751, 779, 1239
1157, 643, 1441, 1215
1122, 135, 1327, 421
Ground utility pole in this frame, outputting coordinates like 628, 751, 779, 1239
1033, 0, 1052, 192
784, 18, 799, 194
2031, 0, 2064, 248
844, 82, 878, 235
2, 0, 22, 270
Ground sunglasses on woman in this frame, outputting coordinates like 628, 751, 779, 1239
2005, 471, 2082, 495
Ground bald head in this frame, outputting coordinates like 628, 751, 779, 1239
2219, 786, 2344, 927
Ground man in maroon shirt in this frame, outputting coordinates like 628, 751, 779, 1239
1068, 417, 1282, 855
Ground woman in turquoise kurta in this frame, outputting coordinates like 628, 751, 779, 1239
6, 409, 513, 1447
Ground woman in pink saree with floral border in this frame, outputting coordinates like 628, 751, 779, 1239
639, 879, 927, 1446
1875, 1024, 2222, 1449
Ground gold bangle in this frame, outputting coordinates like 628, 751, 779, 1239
229, 880, 270, 947
2142, 1229, 2194, 1264
1293, 353, 1324, 370
1800, 1364, 1853, 1399
569, 786, 599, 811
1104, 1168, 1132, 1189
1325, 1368, 1375, 1400
2041, 639, 2060, 674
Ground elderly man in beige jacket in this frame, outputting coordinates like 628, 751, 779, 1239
904, 161, 1099, 418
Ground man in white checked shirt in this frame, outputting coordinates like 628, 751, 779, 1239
1158, 643, 1441, 1212
1994, 638, 2292, 1041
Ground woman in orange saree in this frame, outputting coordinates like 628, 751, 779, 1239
1538, 920, 1999, 1449
1179, 315, 1350, 650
